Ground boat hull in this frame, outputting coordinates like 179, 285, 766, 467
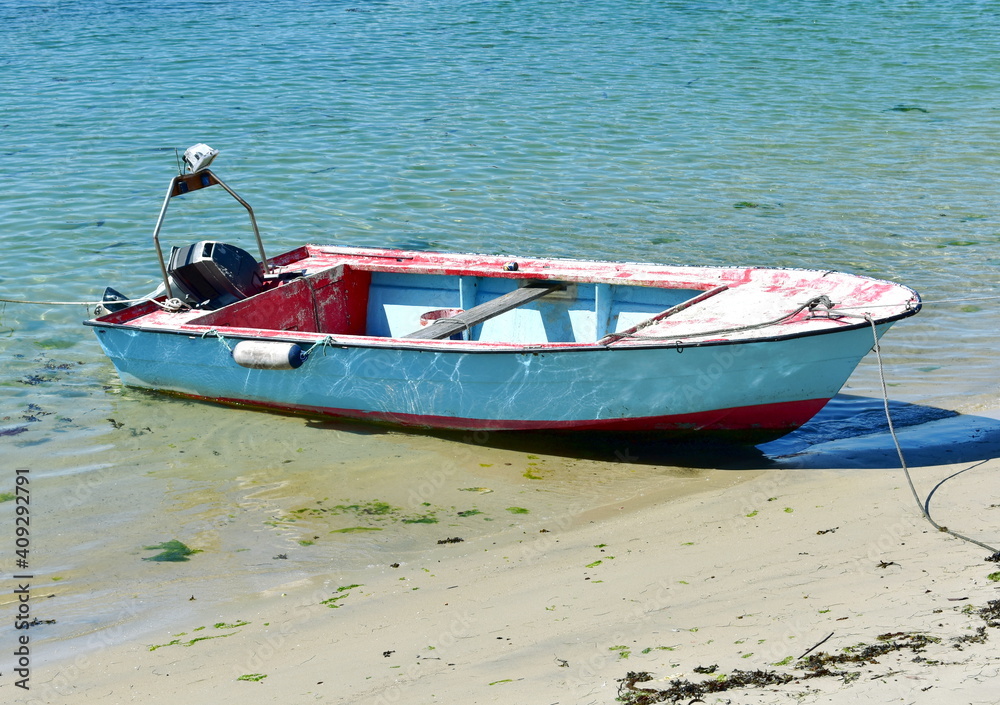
91, 322, 891, 441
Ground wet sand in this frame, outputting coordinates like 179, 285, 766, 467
9, 406, 1000, 705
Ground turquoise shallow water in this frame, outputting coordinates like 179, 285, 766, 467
2, 0, 999, 672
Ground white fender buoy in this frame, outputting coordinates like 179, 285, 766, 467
232, 341, 305, 370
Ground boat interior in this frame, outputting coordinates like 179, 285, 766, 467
125, 166, 710, 345
186, 262, 708, 344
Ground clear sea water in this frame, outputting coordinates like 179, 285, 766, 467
2, 0, 999, 675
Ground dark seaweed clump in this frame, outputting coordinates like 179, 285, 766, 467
800, 632, 938, 672
978, 600, 1000, 628
618, 669, 795, 704
617, 632, 941, 704
618, 591, 1000, 703
952, 600, 1000, 649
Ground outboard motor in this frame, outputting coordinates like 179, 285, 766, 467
167, 240, 263, 309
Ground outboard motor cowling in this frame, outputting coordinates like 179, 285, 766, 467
167, 240, 263, 309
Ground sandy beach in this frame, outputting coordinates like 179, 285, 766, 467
11, 410, 1000, 705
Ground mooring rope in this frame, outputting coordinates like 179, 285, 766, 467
865, 315, 999, 555
0, 295, 191, 313
302, 335, 335, 358
617, 294, 849, 342
199, 328, 233, 352
154, 298, 190, 312
0, 296, 145, 307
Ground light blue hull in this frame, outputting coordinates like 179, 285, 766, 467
91, 322, 889, 437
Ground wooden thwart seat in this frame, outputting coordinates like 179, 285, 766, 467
596, 284, 730, 345
403, 282, 562, 340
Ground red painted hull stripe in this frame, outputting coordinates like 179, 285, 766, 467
184, 394, 830, 433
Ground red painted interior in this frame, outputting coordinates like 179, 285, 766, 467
190, 265, 371, 335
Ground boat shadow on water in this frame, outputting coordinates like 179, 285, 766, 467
146, 389, 1000, 472
759, 394, 1000, 470
396, 394, 1000, 471
299, 412, 772, 469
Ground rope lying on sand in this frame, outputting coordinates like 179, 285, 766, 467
865, 314, 999, 555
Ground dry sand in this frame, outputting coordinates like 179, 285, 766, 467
12, 418, 1000, 705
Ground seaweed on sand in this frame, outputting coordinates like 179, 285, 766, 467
799, 632, 939, 671
977, 599, 1000, 628
143, 540, 202, 562
618, 669, 795, 704
617, 632, 943, 704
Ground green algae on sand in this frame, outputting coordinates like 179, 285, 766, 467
142, 539, 202, 562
